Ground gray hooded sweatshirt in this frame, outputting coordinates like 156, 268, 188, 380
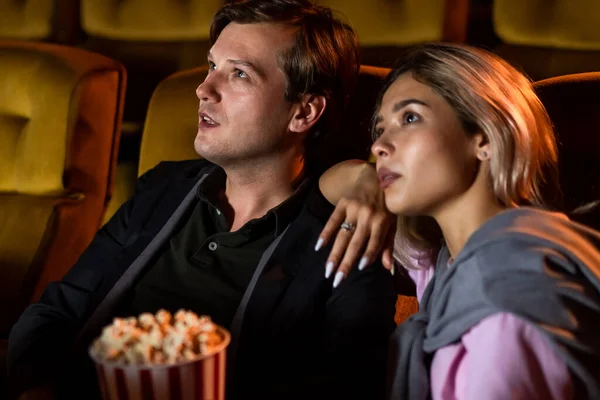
388, 207, 600, 399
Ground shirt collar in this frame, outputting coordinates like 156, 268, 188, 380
196, 166, 311, 235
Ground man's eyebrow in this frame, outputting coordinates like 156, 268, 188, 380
392, 98, 429, 113
206, 51, 265, 78
229, 59, 265, 77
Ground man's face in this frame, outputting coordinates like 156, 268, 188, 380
194, 22, 298, 166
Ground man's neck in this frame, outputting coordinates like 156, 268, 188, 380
219, 156, 305, 232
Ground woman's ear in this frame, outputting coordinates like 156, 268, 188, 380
473, 133, 490, 160
289, 94, 326, 134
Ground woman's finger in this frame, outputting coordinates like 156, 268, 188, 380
334, 208, 374, 282
315, 198, 348, 251
325, 219, 360, 284
381, 229, 396, 271
356, 213, 388, 271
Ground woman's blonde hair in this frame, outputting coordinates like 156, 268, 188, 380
372, 43, 560, 269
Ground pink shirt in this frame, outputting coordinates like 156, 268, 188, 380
408, 266, 573, 400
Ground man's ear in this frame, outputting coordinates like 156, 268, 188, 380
289, 94, 326, 134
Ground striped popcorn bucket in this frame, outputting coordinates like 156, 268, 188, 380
90, 327, 230, 400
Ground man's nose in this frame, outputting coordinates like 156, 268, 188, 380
196, 73, 221, 103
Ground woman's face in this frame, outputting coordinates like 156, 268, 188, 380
371, 72, 482, 216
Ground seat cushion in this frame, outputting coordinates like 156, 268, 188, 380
395, 295, 418, 325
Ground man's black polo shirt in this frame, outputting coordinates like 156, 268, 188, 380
130, 167, 308, 328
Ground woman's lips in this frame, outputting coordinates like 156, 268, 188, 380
377, 168, 401, 189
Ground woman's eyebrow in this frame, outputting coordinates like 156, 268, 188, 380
392, 98, 430, 113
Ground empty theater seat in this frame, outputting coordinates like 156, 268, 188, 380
0, 0, 81, 44
81, 0, 221, 41
0, 40, 126, 338
494, 0, 600, 80
0, 0, 55, 40
318, 0, 469, 66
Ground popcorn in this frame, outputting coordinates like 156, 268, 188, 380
90, 309, 224, 365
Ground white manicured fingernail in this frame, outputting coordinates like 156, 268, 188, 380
358, 256, 369, 271
333, 271, 345, 288
315, 238, 324, 251
325, 261, 335, 279
390, 265, 395, 276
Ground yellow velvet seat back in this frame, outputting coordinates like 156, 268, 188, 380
138, 66, 209, 176
0, 41, 126, 337
494, 0, 600, 80
318, 0, 469, 46
0, 47, 80, 195
0, 0, 54, 40
494, 0, 600, 50
81, 0, 223, 41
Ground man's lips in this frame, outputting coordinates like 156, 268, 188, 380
198, 112, 219, 127
377, 167, 401, 189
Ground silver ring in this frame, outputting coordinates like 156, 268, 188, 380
340, 221, 356, 233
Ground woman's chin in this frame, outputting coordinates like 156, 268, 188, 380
385, 198, 424, 217
385, 198, 408, 216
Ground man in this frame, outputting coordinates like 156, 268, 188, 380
8, 1, 397, 399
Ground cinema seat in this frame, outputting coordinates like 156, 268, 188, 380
494, 0, 600, 80
0, 40, 126, 338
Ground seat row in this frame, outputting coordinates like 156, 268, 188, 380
2, 0, 600, 129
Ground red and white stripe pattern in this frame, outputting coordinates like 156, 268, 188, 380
95, 349, 226, 400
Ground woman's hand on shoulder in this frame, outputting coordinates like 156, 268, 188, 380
317, 160, 395, 287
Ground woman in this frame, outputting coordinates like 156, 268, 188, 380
318, 43, 600, 399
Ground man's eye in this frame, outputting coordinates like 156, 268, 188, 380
235, 69, 248, 79
208, 61, 216, 71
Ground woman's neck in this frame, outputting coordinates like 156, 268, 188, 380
434, 187, 507, 261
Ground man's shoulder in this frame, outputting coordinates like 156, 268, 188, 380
124, 159, 214, 219
299, 183, 335, 225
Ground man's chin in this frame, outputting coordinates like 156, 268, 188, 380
193, 144, 229, 167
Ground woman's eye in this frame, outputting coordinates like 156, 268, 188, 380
403, 112, 419, 125
374, 127, 384, 138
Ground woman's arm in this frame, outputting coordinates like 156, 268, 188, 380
319, 159, 378, 205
